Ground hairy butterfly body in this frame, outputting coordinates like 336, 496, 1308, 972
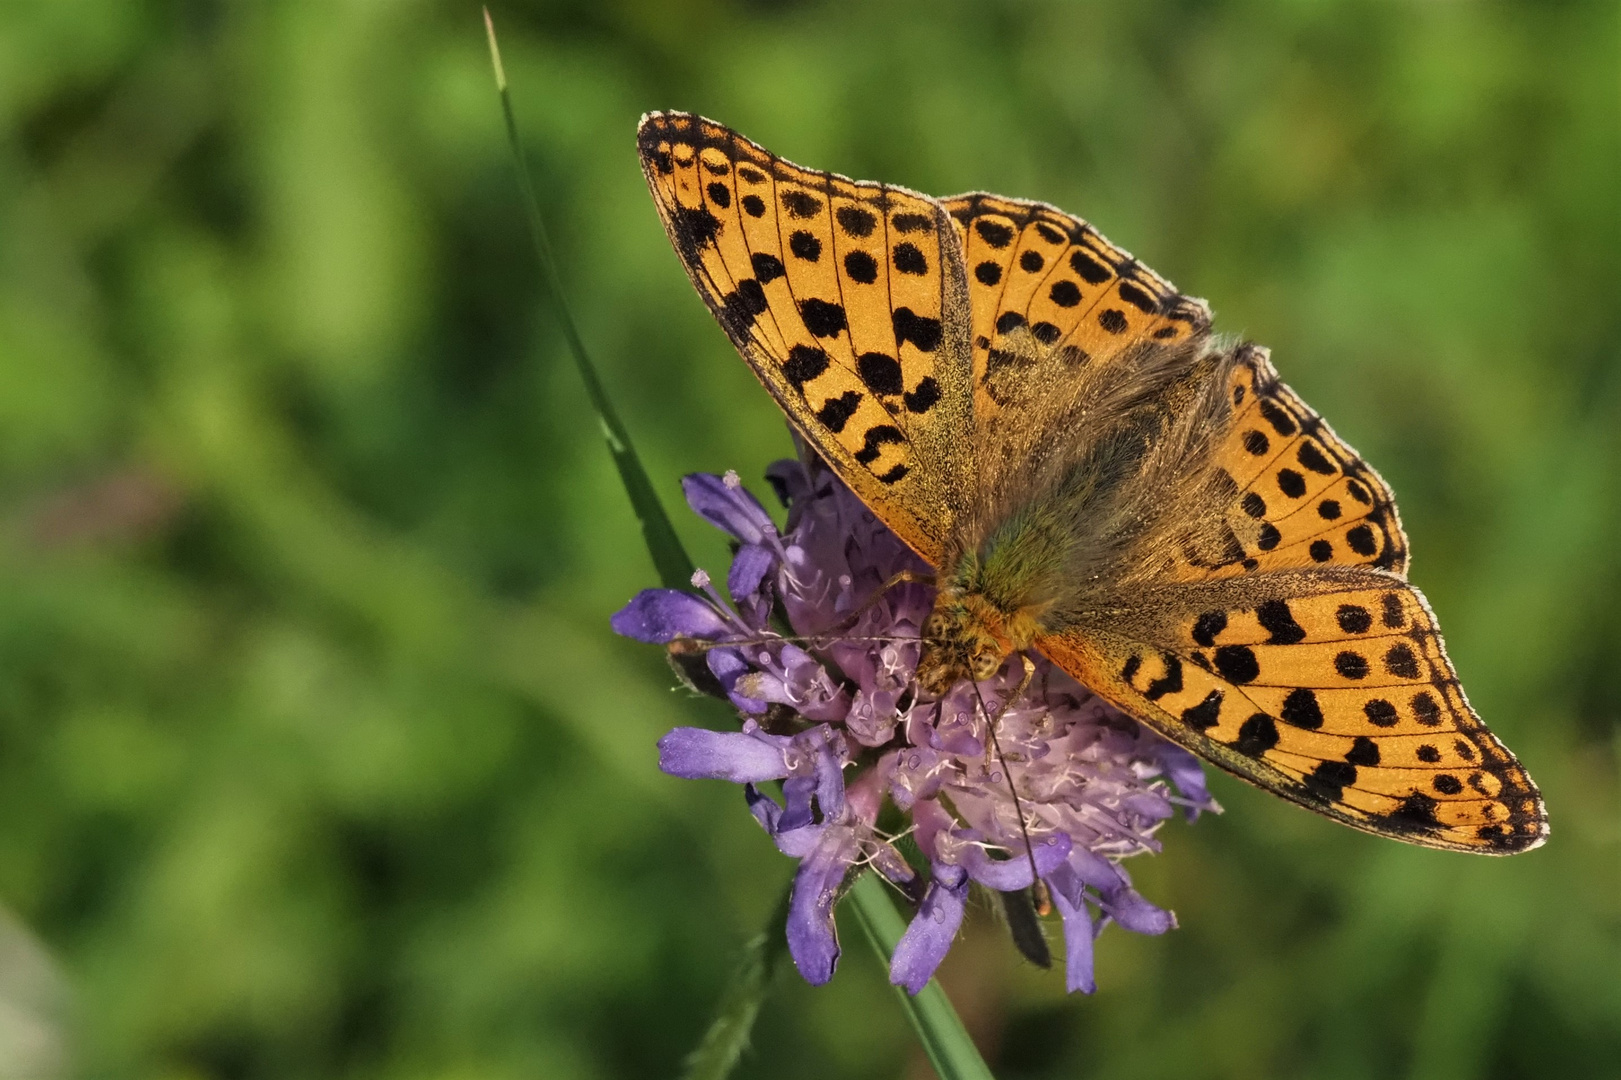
638, 111, 1547, 854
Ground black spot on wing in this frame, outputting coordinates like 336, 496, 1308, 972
904, 377, 941, 414
799, 298, 847, 338
1364, 699, 1398, 727
1346, 736, 1380, 767
1214, 645, 1259, 684
672, 205, 721, 255
835, 205, 876, 237
1258, 399, 1297, 436
1384, 644, 1420, 679
853, 425, 905, 465
1098, 309, 1129, 334
975, 261, 1002, 285
1411, 691, 1442, 727
1305, 760, 1356, 802
893, 243, 928, 276
815, 391, 862, 433
781, 190, 822, 218
783, 345, 829, 390
719, 278, 768, 335
996, 310, 1026, 335
1234, 713, 1280, 757
1192, 611, 1228, 647
1255, 600, 1306, 645
1297, 442, 1336, 475
1383, 791, 1441, 832
1117, 281, 1159, 314
1281, 687, 1324, 730
974, 219, 1014, 248
1144, 654, 1183, 701
1334, 651, 1370, 679
789, 230, 821, 262
1069, 249, 1111, 284
1336, 605, 1372, 633
857, 352, 903, 396
892, 212, 933, 234
893, 308, 943, 352
751, 252, 785, 284
1182, 690, 1223, 730
843, 250, 878, 284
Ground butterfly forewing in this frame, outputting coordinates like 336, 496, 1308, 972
638, 112, 972, 563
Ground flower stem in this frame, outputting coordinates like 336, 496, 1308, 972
845, 872, 997, 1080
680, 881, 794, 1080
482, 8, 694, 591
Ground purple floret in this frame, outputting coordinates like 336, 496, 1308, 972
614, 454, 1219, 993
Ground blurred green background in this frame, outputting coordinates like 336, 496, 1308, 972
1, 2, 1617, 1078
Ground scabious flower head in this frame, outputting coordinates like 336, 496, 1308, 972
612, 455, 1219, 994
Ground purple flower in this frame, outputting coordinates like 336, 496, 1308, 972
615, 454, 1219, 994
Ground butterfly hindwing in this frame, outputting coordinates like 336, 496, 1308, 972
638, 112, 973, 563
1038, 574, 1546, 853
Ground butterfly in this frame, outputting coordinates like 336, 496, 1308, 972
637, 111, 1547, 855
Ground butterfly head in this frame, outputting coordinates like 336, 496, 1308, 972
916, 588, 1020, 695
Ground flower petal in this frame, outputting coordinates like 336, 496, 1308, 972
683, 472, 775, 544
1047, 866, 1098, 994
1157, 743, 1219, 820
657, 723, 791, 782
611, 589, 730, 643
890, 863, 968, 994
1100, 886, 1175, 936
706, 647, 770, 714
959, 832, 1072, 891
727, 542, 778, 626
787, 827, 858, 985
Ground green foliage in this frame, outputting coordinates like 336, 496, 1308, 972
0, 2, 1616, 1079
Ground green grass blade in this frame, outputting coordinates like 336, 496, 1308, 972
679, 882, 794, 1080
482, 9, 694, 591
846, 872, 997, 1080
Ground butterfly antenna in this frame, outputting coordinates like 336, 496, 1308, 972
968, 668, 1042, 894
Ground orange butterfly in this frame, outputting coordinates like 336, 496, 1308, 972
638, 111, 1546, 854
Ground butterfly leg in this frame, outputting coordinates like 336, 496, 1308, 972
969, 653, 1047, 912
